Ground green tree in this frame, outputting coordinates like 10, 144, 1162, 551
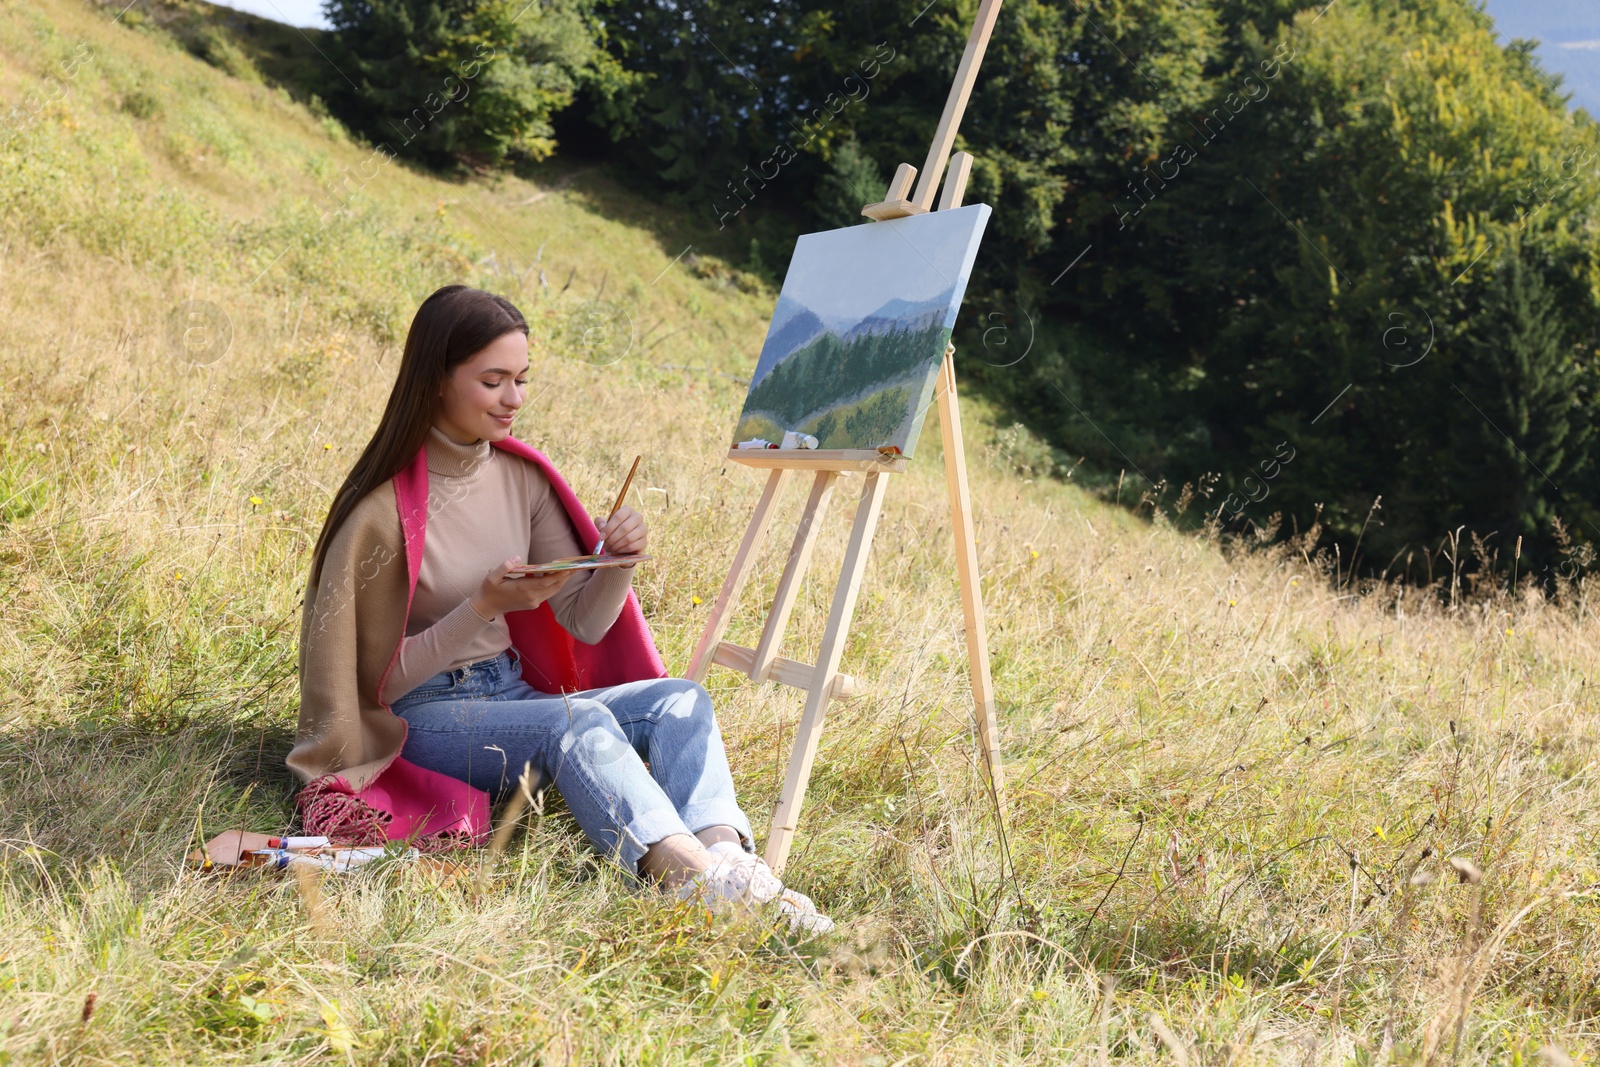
566, 0, 1600, 574
581, 0, 799, 208
1438, 256, 1594, 561
980, 0, 1600, 572
322, 0, 625, 168
810, 136, 884, 228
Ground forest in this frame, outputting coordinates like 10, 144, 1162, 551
308, 0, 1600, 579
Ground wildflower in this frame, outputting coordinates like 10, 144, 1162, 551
323, 443, 333, 450
1228, 599, 1236, 607
692, 595, 703, 605
249, 495, 263, 506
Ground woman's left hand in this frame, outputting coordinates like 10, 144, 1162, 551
597, 505, 647, 558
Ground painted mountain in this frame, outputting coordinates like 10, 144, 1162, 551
733, 204, 992, 457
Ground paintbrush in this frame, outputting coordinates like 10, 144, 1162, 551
593, 454, 641, 555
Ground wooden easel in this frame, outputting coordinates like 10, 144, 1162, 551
686, 0, 1008, 875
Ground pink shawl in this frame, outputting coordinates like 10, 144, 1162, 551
295, 435, 667, 846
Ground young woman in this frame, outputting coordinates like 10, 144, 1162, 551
290, 284, 833, 935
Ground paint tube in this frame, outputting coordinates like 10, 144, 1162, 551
267, 836, 330, 850
256, 846, 418, 872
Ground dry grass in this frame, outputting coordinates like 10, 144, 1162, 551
2, 0, 1600, 1062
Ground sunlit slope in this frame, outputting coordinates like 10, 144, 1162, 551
0, 0, 776, 369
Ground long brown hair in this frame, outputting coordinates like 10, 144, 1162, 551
307, 285, 529, 590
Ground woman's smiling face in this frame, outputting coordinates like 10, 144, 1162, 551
435, 330, 530, 444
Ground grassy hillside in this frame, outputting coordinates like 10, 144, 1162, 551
2, 1, 1599, 1063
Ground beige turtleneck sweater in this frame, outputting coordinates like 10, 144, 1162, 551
378, 426, 635, 705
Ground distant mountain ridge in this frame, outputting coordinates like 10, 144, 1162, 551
844, 301, 946, 342
750, 289, 955, 387
754, 297, 826, 383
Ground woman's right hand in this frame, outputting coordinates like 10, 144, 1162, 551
471, 555, 575, 620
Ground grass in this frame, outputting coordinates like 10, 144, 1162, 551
3, 0, 1600, 1062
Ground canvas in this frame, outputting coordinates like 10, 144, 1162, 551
732, 204, 992, 458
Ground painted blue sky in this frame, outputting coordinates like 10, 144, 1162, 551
771, 205, 990, 325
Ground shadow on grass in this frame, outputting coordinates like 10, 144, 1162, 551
0, 714, 625, 896
0, 719, 299, 890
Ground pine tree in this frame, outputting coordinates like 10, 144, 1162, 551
1445, 255, 1591, 559
810, 138, 884, 229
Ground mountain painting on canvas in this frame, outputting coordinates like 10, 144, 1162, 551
732, 204, 991, 457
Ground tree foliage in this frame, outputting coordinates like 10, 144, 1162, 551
321, 0, 628, 168
320, 0, 1600, 574
1044, 0, 1600, 574
572, 0, 1600, 576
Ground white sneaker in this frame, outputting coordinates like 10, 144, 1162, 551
676, 842, 836, 936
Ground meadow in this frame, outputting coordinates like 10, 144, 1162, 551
1, 0, 1599, 1062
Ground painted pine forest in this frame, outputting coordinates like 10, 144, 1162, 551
735, 320, 950, 449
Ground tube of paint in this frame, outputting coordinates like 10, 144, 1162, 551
260, 846, 418, 872
267, 836, 330, 850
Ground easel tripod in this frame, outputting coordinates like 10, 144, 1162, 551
686, 0, 1009, 875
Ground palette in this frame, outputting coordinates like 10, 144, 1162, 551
507, 553, 651, 576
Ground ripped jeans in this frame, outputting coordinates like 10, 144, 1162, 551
390, 648, 757, 877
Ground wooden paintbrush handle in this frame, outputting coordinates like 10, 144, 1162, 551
607, 455, 642, 523
595, 454, 642, 553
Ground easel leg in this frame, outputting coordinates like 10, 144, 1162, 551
752, 471, 838, 682
686, 469, 788, 683
765, 470, 890, 875
936, 349, 1007, 817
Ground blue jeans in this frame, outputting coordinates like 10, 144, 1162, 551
390, 648, 757, 877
